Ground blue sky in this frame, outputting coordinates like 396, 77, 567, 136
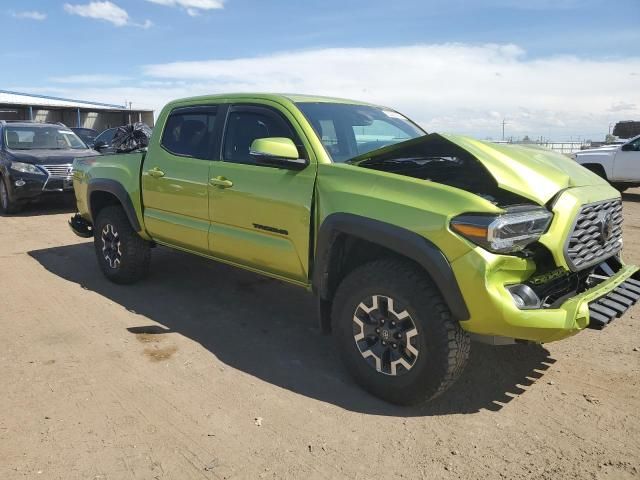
3, 0, 640, 139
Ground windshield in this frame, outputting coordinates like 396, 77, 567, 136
5, 126, 87, 150
297, 102, 425, 162
73, 129, 97, 145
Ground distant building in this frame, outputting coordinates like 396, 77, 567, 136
0, 90, 154, 131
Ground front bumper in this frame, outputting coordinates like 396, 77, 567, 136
452, 183, 637, 344
454, 247, 638, 343
7, 169, 74, 201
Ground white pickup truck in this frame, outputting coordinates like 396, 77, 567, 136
574, 135, 640, 192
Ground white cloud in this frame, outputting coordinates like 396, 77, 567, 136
49, 74, 130, 84
20, 43, 640, 140
140, 44, 640, 140
12, 10, 47, 20
64, 1, 151, 28
145, 0, 224, 15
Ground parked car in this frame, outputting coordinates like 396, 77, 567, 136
69, 94, 639, 405
92, 127, 118, 153
574, 134, 640, 192
71, 127, 99, 148
0, 121, 97, 213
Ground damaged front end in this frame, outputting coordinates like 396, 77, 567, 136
349, 133, 638, 341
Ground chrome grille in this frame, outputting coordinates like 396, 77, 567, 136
565, 198, 623, 271
41, 164, 73, 178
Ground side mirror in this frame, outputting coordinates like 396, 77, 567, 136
250, 137, 308, 171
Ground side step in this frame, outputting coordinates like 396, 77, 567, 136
588, 277, 640, 329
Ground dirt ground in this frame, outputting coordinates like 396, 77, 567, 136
1, 193, 639, 480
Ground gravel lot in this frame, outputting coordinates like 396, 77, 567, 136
1, 193, 639, 480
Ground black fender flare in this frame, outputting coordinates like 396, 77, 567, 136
312, 213, 470, 322
87, 179, 141, 232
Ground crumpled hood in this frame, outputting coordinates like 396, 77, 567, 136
351, 133, 609, 205
7, 148, 96, 165
441, 134, 609, 204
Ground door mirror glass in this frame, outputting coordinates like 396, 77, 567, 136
250, 137, 308, 170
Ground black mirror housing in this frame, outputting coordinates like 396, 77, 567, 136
254, 154, 309, 171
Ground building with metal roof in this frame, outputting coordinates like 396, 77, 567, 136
0, 90, 154, 131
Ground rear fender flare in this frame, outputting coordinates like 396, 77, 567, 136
87, 179, 141, 232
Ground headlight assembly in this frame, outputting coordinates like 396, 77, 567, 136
10, 161, 44, 175
451, 207, 552, 254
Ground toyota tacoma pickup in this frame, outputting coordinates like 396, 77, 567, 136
70, 94, 640, 405
574, 134, 640, 192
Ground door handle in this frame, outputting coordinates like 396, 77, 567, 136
147, 167, 165, 178
209, 176, 233, 188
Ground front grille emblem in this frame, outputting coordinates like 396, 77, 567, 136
596, 211, 614, 244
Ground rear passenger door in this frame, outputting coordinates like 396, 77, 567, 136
142, 105, 221, 254
208, 104, 317, 283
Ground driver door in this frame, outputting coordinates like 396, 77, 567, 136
613, 137, 640, 181
208, 104, 317, 283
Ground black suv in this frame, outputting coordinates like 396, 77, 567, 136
0, 121, 96, 214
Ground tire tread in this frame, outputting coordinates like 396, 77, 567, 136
332, 257, 470, 405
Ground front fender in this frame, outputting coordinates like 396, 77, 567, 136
313, 212, 470, 322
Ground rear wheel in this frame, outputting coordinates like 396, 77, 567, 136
0, 176, 21, 214
94, 206, 151, 284
331, 258, 470, 405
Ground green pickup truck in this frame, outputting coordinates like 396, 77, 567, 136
70, 93, 639, 405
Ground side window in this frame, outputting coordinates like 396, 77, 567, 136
222, 107, 296, 165
161, 108, 217, 159
96, 128, 116, 145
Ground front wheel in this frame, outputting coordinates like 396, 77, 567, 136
94, 206, 151, 284
0, 176, 21, 214
332, 258, 470, 405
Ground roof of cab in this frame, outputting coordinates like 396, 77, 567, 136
165, 93, 382, 108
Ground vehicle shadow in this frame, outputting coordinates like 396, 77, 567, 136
29, 243, 555, 417
621, 191, 640, 203
0, 196, 76, 217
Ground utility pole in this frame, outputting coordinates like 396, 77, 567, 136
501, 118, 508, 141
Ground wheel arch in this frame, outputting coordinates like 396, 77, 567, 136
87, 179, 141, 232
313, 213, 470, 332
581, 163, 608, 180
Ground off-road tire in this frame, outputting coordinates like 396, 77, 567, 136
94, 205, 150, 284
331, 258, 470, 405
0, 176, 21, 214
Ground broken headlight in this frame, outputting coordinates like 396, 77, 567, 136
450, 208, 552, 254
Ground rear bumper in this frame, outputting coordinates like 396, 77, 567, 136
68, 213, 93, 238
